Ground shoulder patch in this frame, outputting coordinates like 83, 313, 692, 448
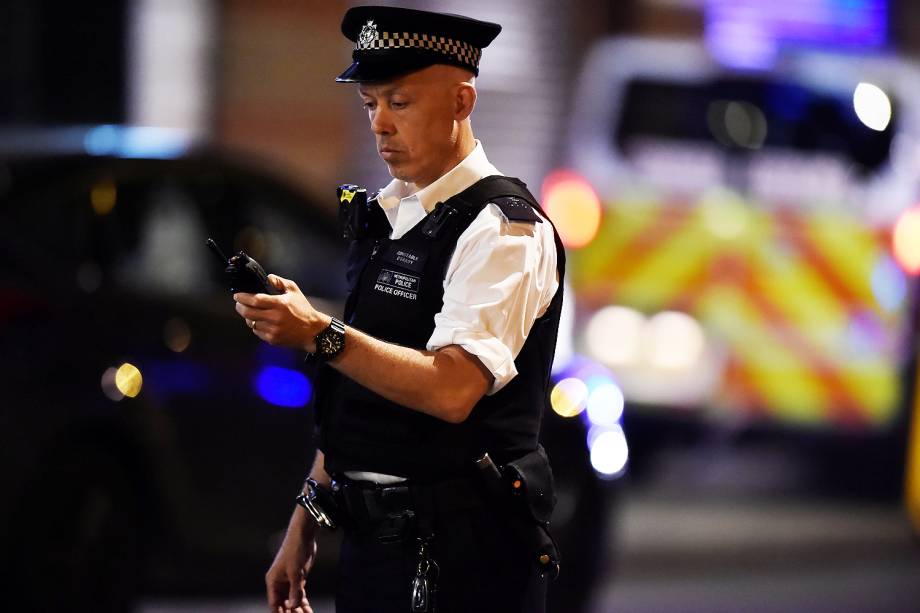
492, 196, 543, 224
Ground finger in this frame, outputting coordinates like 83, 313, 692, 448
236, 301, 274, 321
286, 580, 306, 613
235, 291, 279, 308
267, 274, 287, 292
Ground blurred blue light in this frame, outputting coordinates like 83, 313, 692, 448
255, 366, 312, 408
871, 254, 908, 313
588, 425, 629, 478
84, 125, 191, 159
586, 381, 625, 427
84, 125, 120, 156
705, 0, 887, 70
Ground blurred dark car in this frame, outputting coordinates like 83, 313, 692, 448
0, 133, 607, 612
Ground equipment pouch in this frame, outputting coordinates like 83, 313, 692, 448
503, 444, 556, 527
475, 446, 561, 579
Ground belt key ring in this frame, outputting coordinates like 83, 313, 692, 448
410, 538, 439, 612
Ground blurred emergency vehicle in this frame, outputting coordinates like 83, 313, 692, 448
550, 37, 920, 522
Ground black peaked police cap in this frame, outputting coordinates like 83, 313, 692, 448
336, 5, 502, 83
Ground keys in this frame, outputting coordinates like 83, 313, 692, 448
410, 539, 439, 612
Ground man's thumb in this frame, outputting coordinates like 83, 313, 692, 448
268, 274, 287, 292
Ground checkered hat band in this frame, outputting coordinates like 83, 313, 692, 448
356, 31, 482, 68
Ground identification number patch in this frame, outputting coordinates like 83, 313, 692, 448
380, 245, 427, 274
374, 268, 420, 301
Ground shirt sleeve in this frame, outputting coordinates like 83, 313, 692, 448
426, 203, 559, 394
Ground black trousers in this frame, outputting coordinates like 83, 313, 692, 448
335, 506, 547, 613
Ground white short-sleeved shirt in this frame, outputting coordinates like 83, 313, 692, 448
375, 141, 559, 394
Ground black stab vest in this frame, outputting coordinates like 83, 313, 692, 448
317, 176, 567, 481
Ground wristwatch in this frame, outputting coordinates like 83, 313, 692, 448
313, 317, 346, 361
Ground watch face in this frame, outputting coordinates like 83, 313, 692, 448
320, 333, 344, 354
318, 327, 344, 357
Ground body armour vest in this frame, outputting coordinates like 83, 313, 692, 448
317, 176, 566, 481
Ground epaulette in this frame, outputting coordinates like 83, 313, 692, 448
492, 195, 543, 224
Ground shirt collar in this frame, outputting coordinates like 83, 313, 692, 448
376, 141, 500, 217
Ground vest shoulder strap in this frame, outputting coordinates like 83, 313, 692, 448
445, 175, 540, 218
421, 175, 541, 239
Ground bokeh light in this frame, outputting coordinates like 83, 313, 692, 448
643, 311, 706, 370
585, 306, 645, 367
541, 170, 602, 249
589, 426, 629, 477
164, 317, 192, 353
100, 367, 123, 401
255, 366, 312, 408
115, 362, 143, 398
892, 204, 920, 275
707, 100, 768, 149
90, 179, 117, 215
586, 381, 625, 427
871, 254, 907, 312
550, 377, 589, 417
853, 82, 892, 132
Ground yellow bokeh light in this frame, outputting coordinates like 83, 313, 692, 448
115, 362, 143, 398
893, 205, 920, 275
551, 377, 589, 418
542, 171, 602, 249
91, 180, 117, 215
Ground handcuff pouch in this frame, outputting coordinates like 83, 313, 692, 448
503, 444, 556, 527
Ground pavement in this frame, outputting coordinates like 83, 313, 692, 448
591, 491, 920, 613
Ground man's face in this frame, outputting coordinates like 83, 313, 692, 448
358, 66, 470, 188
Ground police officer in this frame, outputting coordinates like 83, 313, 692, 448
233, 6, 564, 613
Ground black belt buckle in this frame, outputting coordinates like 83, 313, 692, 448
341, 480, 417, 543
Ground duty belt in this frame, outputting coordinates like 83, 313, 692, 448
335, 474, 485, 542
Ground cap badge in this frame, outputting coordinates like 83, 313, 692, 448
358, 20, 379, 47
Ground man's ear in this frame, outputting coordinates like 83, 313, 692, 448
455, 82, 477, 121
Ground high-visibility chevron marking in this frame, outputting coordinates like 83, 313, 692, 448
695, 283, 831, 423
574, 204, 695, 304
743, 261, 870, 427
775, 209, 877, 313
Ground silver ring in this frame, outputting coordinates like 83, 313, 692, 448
249, 319, 256, 330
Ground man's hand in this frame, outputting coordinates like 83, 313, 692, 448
266, 511, 318, 613
235, 274, 330, 353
